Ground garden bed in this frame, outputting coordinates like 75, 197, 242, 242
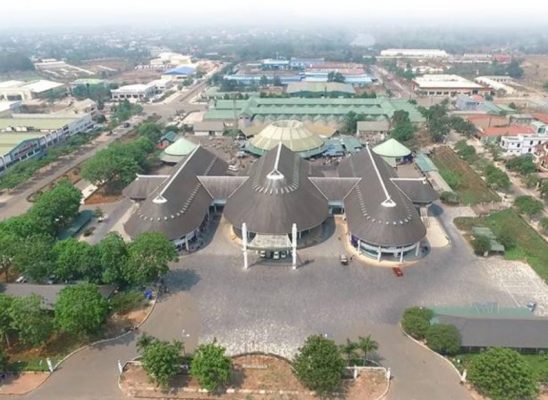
431, 146, 500, 205
120, 354, 387, 400
454, 209, 548, 282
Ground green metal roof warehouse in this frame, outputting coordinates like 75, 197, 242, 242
204, 97, 425, 124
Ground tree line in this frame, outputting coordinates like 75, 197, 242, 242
0, 179, 177, 287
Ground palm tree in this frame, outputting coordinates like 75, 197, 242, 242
338, 339, 359, 366
136, 333, 155, 354
356, 335, 378, 366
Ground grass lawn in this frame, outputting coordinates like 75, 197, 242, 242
431, 146, 500, 205
454, 209, 548, 282
452, 353, 548, 383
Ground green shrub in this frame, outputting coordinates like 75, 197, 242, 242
401, 307, 433, 340
440, 191, 459, 205
514, 196, 544, 217
425, 324, 461, 355
540, 217, 548, 234
472, 235, 491, 256
468, 348, 538, 400
496, 229, 516, 250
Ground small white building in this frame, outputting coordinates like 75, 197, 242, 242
413, 74, 488, 97
500, 133, 548, 156
380, 49, 448, 59
111, 83, 156, 102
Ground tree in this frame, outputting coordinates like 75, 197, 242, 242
472, 235, 491, 256
468, 348, 538, 400
506, 155, 536, 175
425, 324, 461, 355
506, 59, 524, 79
496, 228, 516, 250
259, 75, 269, 86
0, 346, 7, 371
54, 284, 109, 336
401, 307, 433, 340
0, 231, 19, 281
355, 335, 378, 365
12, 234, 54, 282
140, 338, 183, 387
391, 121, 415, 142
338, 339, 359, 365
138, 122, 163, 144
97, 233, 129, 286
0, 52, 34, 73
327, 71, 345, 83
30, 180, 82, 234
190, 340, 232, 391
126, 233, 177, 286
440, 191, 459, 205
514, 196, 544, 217
52, 239, 100, 282
9, 295, 52, 347
81, 148, 140, 193
484, 164, 510, 191
293, 335, 345, 395
0, 294, 14, 346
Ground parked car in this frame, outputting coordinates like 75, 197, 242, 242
526, 301, 537, 312
339, 254, 349, 265
273, 251, 280, 260
392, 267, 404, 277
259, 250, 267, 258
15, 275, 27, 283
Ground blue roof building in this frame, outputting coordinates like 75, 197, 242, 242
163, 65, 196, 77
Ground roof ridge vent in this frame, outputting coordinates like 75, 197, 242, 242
267, 143, 285, 181
153, 195, 167, 204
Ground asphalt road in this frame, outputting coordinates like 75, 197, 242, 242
0, 114, 146, 220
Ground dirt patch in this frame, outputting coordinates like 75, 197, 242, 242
84, 188, 123, 205
28, 166, 82, 202
120, 354, 387, 399
0, 372, 50, 395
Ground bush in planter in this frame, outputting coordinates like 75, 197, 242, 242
425, 324, 461, 355
401, 307, 433, 340
472, 235, 491, 256
440, 191, 459, 205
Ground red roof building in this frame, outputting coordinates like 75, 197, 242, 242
533, 113, 548, 125
479, 125, 535, 139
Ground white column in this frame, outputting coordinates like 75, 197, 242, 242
185, 235, 189, 252
292, 223, 297, 270
357, 239, 361, 252
242, 223, 248, 270
377, 246, 382, 261
399, 247, 404, 262
415, 242, 420, 257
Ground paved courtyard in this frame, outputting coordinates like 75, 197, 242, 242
4, 203, 548, 400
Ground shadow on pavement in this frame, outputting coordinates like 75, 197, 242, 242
167, 268, 201, 291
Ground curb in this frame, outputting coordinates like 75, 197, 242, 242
25, 298, 158, 394
119, 353, 392, 399
399, 323, 463, 379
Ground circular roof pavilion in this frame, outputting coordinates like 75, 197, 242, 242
159, 137, 198, 164
247, 120, 326, 158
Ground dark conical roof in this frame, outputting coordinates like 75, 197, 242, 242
224, 143, 329, 235
338, 146, 426, 247
124, 146, 228, 240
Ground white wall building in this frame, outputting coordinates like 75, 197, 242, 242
413, 74, 488, 97
0, 80, 66, 101
380, 49, 448, 59
475, 76, 516, 95
500, 133, 548, 156
111, 83, 156, 102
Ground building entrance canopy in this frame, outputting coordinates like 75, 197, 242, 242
249, 233, 292, 250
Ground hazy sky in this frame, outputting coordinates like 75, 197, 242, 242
4, 0, 548, 28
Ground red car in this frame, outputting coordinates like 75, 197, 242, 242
392, 267, 404, 277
